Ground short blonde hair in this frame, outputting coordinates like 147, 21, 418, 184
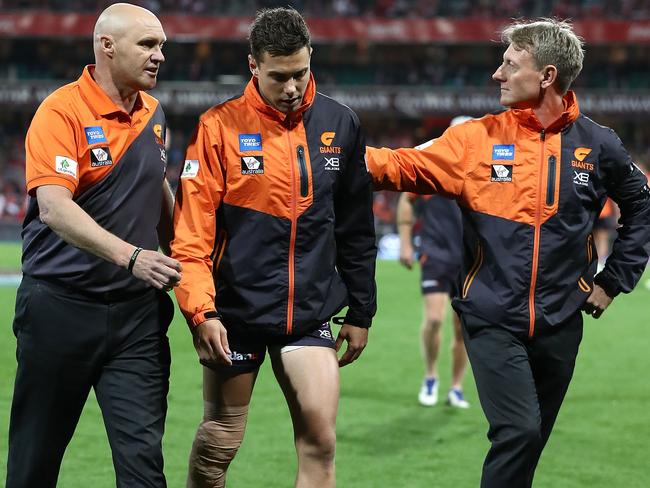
502, 19, 584, 94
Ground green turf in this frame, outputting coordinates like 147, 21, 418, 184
0, 242, 21, 271
1, 259, 649, 487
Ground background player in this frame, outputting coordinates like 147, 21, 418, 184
396, 116, 471, 408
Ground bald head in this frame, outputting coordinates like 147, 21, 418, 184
92, 2, 166, 100
94, 3, 163, 56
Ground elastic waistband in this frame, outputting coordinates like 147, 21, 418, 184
23, 274, 152, 303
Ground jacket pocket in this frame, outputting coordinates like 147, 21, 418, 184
546, 155, 557, 206
578, 235, 593, 293
462, 242, 483, 298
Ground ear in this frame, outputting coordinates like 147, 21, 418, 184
540, 65, 558, 90
99, 34, 115, 59
248, 54, 259, 77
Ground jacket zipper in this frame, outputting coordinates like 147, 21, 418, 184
528, 129, 545, 338
546, 155, 557, 205
296, 145, 308, 197
286, 129, 298, 334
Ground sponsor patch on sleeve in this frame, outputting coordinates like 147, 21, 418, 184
239, 133, 262, 152
84, 126, 108, 144
181, 160, 199, 178
492, 144, 515, 160
55, 156, 78, 178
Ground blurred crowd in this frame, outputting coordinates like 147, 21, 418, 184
0, 115, 29, 222
1, 39, 649, 91
1, 0, 649, 19
1, 1, 649, 226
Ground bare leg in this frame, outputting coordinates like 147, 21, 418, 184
421, 292, 448, 378
270, 346, 339, 488
187, 367, 258, 488
450, 311, 469, 390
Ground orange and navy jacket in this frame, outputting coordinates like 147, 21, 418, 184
368, 92, 650, 337
22, 66, 168, 294
171, 75, 377, 334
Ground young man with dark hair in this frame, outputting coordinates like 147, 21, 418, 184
172, 8, 376, 487
367, 19, 650, 487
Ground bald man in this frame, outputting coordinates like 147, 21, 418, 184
6, 4, 180, 487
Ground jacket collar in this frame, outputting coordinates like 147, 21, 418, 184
509, 90, 580, 133
244, 73, 316, 126
78, 65, 149, 118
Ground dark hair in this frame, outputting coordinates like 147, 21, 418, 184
249, 7, 311, 62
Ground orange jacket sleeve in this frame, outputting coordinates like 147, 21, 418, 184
365, 124, 470, 200
171, 118, 225, 327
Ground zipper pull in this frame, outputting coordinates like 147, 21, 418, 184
540, 129, 546, 141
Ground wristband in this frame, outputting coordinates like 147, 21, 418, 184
127, 247, 143, 273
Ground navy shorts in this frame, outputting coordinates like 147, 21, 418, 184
213, 321, 336, 373
420, 254, 459, 296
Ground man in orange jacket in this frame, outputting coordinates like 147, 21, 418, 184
171, 8, 376, 487
367, 19, 650, 487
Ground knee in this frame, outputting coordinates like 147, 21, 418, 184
188, 406, 248, 486
493, 420, 542, 451
296, 425, 336, 465
423, 316, 443, 332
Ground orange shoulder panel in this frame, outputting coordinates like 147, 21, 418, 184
26, 78, 159, 198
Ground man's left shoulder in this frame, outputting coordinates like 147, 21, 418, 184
573, 114, 620, 142
312, 92, 360, 126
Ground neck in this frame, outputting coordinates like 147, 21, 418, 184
532, 90, 565, 128
92, 64, 138, 114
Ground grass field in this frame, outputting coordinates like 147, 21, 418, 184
1, 244, 649, 487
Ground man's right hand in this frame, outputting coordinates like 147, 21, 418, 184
192, 319, 232, 366
131, 249, 182, 290
399, 243, 415, 269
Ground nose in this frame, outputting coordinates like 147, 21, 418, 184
284, 79, 297, 96
152, 46, 165, 64
492, 64, 505, 82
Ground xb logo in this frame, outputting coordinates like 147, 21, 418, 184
319, 329, 333, 340
321, 131, 336, 146
573, 171, 590, 186
324, 157, 340, 171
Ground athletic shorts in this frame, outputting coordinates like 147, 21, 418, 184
420, 254, 460, 296
209, 321, 336, 373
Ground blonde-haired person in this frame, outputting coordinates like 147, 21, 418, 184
367, 19, 650, 487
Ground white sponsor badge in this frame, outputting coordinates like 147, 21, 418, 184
181, 159, 199, 178
55, 156, 78, 178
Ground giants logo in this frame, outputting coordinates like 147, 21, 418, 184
153, 123, 164, 146
572, 147, 594, 171
320, 131, 341, 154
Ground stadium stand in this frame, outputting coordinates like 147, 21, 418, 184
1, 2, 649, 237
